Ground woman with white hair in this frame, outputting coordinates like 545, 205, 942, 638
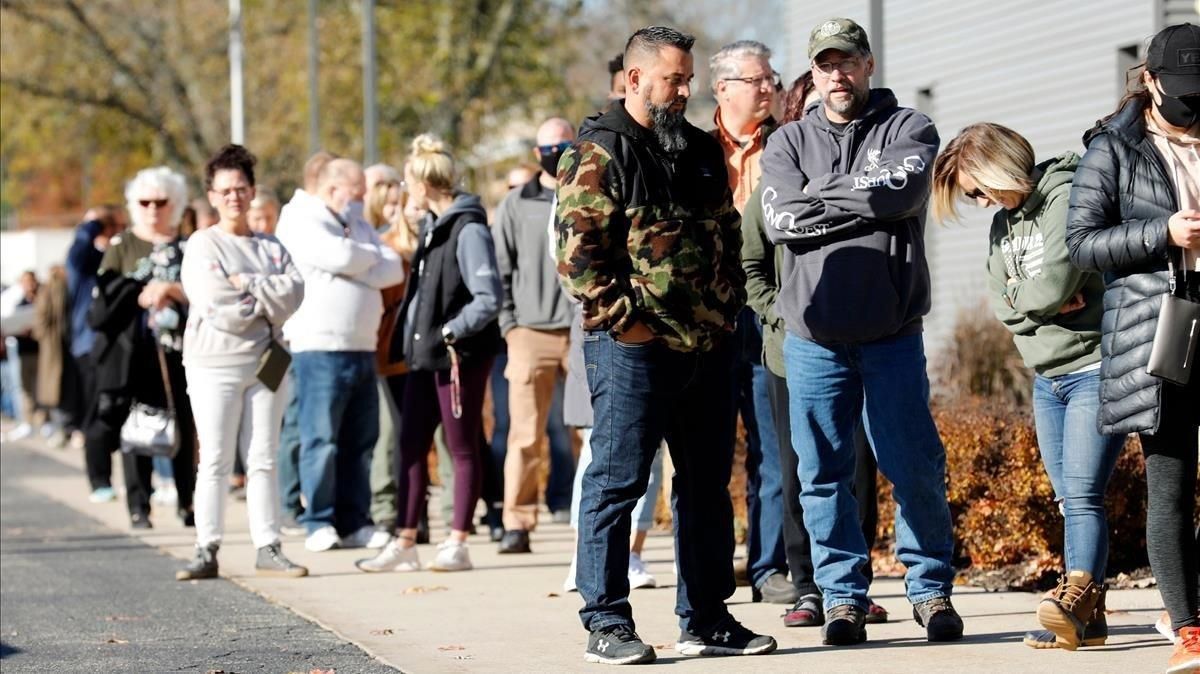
86, 165, 196, 529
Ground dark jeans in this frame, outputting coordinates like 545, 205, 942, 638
85, 350, 195, 517
767, 370, 877, 596
577, 331, 737, 634
740, 357, 787, 586
276, 388, 302, 518
488, 348, 576, 517
396, 358, 492, 532
293, 351, 379, 536
1140, 373, 1199, 632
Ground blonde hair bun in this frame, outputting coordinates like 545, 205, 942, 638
408, 133, 456, 191
411, 133, 448, 157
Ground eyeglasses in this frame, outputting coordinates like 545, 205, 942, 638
812, 58, 861, 76
537, 141, 572, 156
963, 187, 987, 200
138, 199, 169, 209
211, 186, 252, 198
723, 71, 782, 90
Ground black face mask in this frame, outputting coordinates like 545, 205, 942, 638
539, 148, 565, 177
1155, 90, 1200, 129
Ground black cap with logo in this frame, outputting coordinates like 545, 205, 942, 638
1147, 23, 1200, 97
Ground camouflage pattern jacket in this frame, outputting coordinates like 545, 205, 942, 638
554, 102, 746, 352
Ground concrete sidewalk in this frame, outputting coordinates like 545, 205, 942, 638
7, 434, 1173, 673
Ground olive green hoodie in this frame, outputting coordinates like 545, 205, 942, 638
986, 152, 1103, 377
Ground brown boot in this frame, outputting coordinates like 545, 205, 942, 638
1037, 570, 1101, 650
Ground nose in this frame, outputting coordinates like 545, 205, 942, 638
678, 83, 691, 100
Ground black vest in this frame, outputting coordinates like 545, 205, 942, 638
394, 212, 500, 371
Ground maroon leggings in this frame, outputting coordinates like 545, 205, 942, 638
396, 357, 493, 533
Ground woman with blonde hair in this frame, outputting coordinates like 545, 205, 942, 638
356, 134, 501, 573
932, 122, 1122, 651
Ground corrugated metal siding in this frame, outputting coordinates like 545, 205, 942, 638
783, 0, 1157, 366
1163, 0, 1199, 27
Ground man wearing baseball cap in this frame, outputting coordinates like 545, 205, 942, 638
757, 17, 963, 647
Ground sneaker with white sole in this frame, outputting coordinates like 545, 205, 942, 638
585, 624, 656, 665
429, 540, 472, 572
6, 423, 33, 441
89, 486, 117, 503
366, 528, 394, 549
675, 616, 777, 656
564, 552, 578, 593
1158, 612, 1182, 644
628, 552, 656, 589
356, 540, 421, 572
304, 525, 341, 552
339, 524, 376, 549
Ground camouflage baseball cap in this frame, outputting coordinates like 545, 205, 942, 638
808, 18, 871, 60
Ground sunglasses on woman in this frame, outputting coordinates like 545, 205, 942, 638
139, 199, 169, 208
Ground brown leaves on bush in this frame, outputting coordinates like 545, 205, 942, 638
933, 303, 1033, 410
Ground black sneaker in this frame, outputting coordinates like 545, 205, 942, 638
176, 543, 219, 580
913, 596, 964, 642
675, 617, 777, 656
584, 624, 656, 665
498, 529, 531, 554
822, 603, 867, 645
178, 509, 195, 528
255, 542, 308, 578
130, 512, 153, 530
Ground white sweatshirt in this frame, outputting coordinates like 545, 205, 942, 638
275, 189, 406, 353
181, 227, 305, 368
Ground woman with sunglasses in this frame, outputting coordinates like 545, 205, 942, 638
1066, 23, 1200, 674
932, 123, 1123, 652
87, 166, 196, 530
176, 145, 307, 580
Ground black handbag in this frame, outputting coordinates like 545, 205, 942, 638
119, 345, 179, 458
256, 329, 292, 392
1146, 254, 1200, 386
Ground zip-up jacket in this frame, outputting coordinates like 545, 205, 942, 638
554, 101, 746, 352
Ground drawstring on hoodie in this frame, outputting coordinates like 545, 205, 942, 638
447, 343, 463, 419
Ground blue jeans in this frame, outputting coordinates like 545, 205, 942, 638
570, 428, 663, 533
1032, 369, 1123, 580
293, 351, 379, 536
783, 332, 955, 611
578, 331, 737, 634
277, 387, 302, 517
742, 358, 787, 587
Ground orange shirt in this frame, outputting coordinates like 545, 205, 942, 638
712, 109, 771, 213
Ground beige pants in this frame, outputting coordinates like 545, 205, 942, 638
502, 327, 570, 531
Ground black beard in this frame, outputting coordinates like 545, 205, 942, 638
645, 99, 689, 152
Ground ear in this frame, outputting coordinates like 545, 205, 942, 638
207, 192, 220, 211
715, 78, 728, 101
1143, 71, 1163, 103
626, 66, 641, 93
865, 54, 877, 78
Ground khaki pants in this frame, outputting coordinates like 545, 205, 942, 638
502, 327, 570, 531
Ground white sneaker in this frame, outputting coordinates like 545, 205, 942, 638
628, 552, 657, 589
355, 541, 420, 572
366, 528, 393, 549
1157, 612, 1181, 644
304, 525, 341, 552
339, 525, 375, 549
6, 423, 32, 441
88, 486, 117, 503
563, 552, 578, 592
430, 540, 473, 572
151, 481, 178, 507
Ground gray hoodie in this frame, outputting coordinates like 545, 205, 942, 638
494, 176, 573, 335
759, 89, 939, 345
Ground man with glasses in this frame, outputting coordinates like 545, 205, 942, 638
758, 18, 962, 646
556, 26, 776, 664
494, 117, 578, 554
708, 39, 796, 610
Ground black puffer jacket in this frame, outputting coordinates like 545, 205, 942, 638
1065, 98, 1178, 436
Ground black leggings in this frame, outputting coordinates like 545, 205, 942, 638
768, 370, 878, 596
1140, 374, 1199, 632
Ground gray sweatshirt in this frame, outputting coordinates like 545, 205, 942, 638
181, 227, 305, 368
494, 176, 573, 335
759, 89, 939, 345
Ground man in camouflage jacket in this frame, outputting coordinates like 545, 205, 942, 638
554, 26, 774, 666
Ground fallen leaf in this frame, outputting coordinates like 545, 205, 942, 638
437, 645, 465, 651
453, 655, 474, 660
402, 585, 447, 594
369, 628, 394, 636
105, 638, 129, 645
546, 592, 560, 598
653, 644, 672, 650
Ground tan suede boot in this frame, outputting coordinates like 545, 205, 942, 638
1036, 570, 1101, 650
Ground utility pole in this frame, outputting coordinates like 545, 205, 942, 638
307, 0, 320, 155
362, 0, 378, 165
229, 0, 245, 144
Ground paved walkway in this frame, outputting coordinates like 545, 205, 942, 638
6, 433, 1174, 673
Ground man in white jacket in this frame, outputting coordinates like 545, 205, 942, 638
276, 158, 406, 552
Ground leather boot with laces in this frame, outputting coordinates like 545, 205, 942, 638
913, 596, 964, 642
822, 603, 866, 645
1037, 570, 1100, 650
1025, 583, 1108, 649
255, 542, 308, 578
175, 542, 219, 581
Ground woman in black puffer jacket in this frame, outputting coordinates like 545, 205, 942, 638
1065, 26, 1199, 670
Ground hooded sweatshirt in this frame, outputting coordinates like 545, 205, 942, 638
275, 188, 405, 353
494, 175, 573, 335
985, 153, 1103, 376
759, 89, 938, 345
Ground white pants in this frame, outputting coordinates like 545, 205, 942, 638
187, 361, 288, 549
